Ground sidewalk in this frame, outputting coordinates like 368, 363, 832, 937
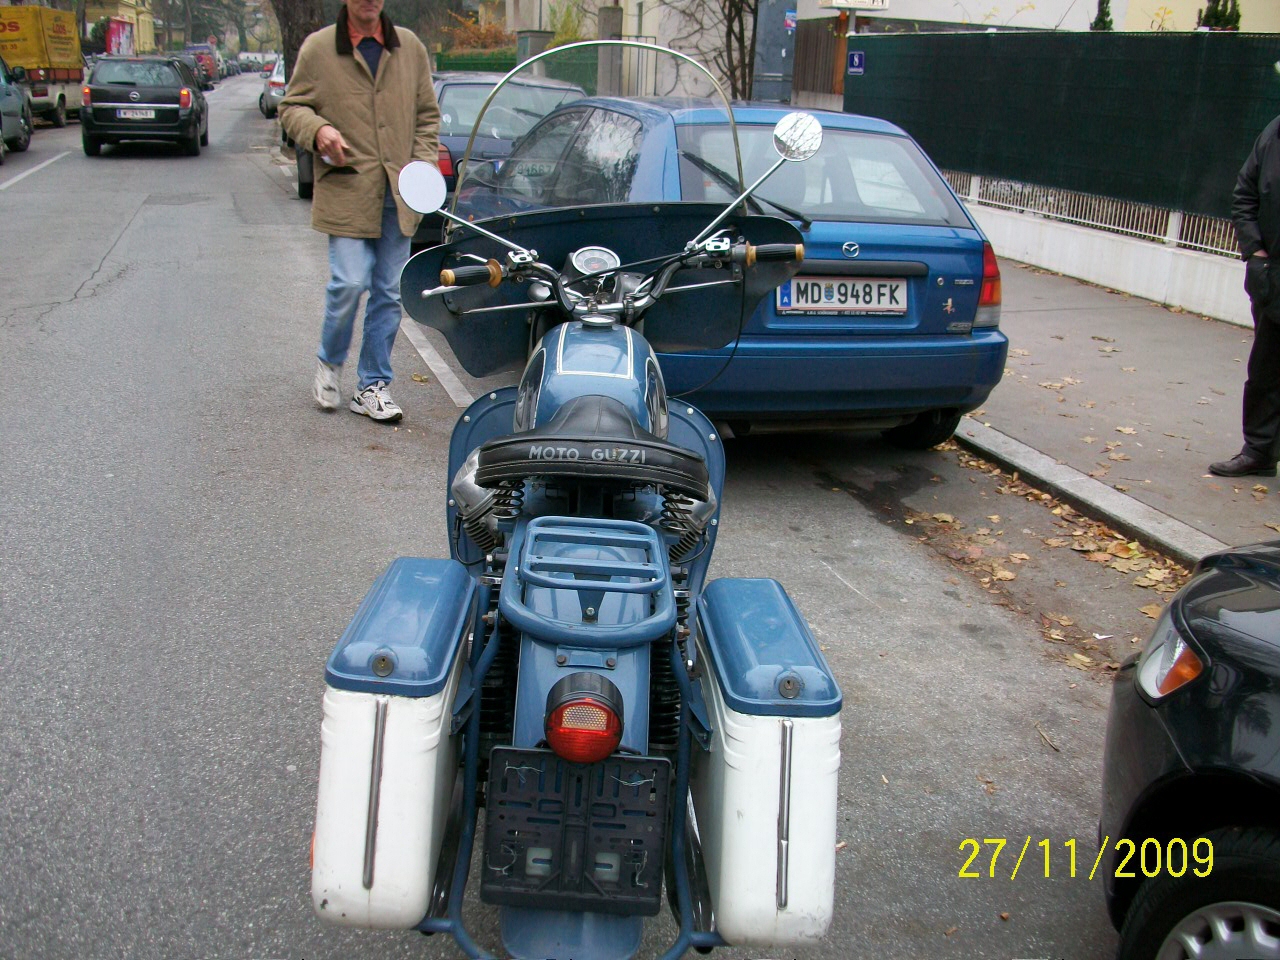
956, 260, 1280, 566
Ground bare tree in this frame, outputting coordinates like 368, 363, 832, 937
268, 0, 326, 75
649, 0, 757, 99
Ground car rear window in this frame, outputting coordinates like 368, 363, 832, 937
438, 82, 583, 138
676, 123, 970, 228
93, 60, 182, 87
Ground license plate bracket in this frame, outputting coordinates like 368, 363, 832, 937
481, 747, 670, 915
116, 108, 156, 120
778, 275, 908, 314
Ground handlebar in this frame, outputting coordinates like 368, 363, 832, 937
440, 259, 503, 288
745, 243, 805, 266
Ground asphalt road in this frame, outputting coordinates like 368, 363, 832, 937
0, 75, 1123, 960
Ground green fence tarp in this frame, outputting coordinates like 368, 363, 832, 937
842, 31, 1280, 217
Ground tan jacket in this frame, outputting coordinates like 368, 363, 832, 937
279, 10, 440, 239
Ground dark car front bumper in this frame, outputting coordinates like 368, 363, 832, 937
1098, 656, 1189, 928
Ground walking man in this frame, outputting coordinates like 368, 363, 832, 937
279, 0, 440, 422
1213, 116, 1280, 476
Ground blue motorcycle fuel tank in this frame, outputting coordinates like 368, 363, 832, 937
515, 321, 669, 437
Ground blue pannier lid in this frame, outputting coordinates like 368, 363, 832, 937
326, 558, 475, 698
698, 578, 842, 718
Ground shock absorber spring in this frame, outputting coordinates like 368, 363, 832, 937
659, 492, 701, 561
493, 479, 526, 520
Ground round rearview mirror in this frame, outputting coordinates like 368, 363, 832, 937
398, 160, 448, 215
772, 112, 823, 162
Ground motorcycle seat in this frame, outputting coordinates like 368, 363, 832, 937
475, 395, 711, 500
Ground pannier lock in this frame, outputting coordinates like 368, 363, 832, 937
778, 673, 803, 699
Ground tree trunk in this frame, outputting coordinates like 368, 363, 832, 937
269, 0, 326, 79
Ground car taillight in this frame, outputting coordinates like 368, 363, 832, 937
975, 241, 1002, 328
179, 87, 191, 109
270, 80, 285, 91
437, 143, 454, 178
82, 85, 92, 108
545, 673, 623, 765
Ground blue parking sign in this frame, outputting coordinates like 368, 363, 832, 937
848, 51, 864, 76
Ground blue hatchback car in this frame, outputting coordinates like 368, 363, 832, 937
454, 99, 1008, 447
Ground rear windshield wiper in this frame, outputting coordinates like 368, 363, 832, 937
678, 149, 812, 230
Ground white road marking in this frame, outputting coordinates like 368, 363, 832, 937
0, 151, 71, 191
399, 318, 474, 407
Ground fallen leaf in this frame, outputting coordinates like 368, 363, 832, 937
933, 513, 955, 523
1091, 335, 1115, 342
1010, 348, 1030, 356
1071, 538, 1100, 552
1105, 440, 1122, 450
1010, 552, 1031, 562
1072, 653, 1094, 665
1099, 345, 1120, 353
1140, 604, 1164, 619
1046, 614, 1074, 626
1087, 551, 1113, 563
835, 841, 848, 852
1000, 912, 1010, 921
993, 569, 1016, 581
976, 527, 991, 535
1082, 435, 1098, 443
1043, 537, 1068, 547
1116, 426, 1137, 435
1115, 484, 1130, 492
987, 515, 1001, 522
1266, 522, 1280, 533
1107, 540, 1140, 558
1040, 381, 1065, 390
1081, 401, 1097, 408
944, 926, 959, 937
882, 775, 889, 784
1063, 377, 1082, 385
411, 372, 430, 383
1088, 468, 1110, 479
1122, 366, 1137, 372
1254, 484, 1270, 494
1109, 452, 1132, 462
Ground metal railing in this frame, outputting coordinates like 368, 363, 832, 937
941, 170, 1240, 259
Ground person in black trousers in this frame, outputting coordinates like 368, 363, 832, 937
1213, 116, 1280, 477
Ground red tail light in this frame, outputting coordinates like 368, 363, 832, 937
437, 143, 454, 178
179, 87, 192, 109
547, 699, 622, 763
270, 80, 285, 91
82, 85, 91, 108
545, 673, 624, 764
979, 241, 1002, 306
975, 241, 1002, 329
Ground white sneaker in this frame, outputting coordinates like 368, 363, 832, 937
313, 359, 341, 411
350, 381, 403, 422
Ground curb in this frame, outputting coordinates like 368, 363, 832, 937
955, 416, 1228, 569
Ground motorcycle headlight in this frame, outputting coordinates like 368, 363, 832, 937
1136, 607, 1203, 700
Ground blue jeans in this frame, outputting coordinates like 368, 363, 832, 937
318, 186, 411, 392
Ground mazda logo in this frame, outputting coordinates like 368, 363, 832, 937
129, 90, 140, 101
842, 242, 860, 258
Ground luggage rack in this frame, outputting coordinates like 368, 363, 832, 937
498, 516, 676, 647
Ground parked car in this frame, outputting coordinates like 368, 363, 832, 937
291, 71, 584, 230
171, 53, 215, 91
81, 55, 210, 157
454, 99, 1006, 442
0, 53, 34, 164
259, 56, 284, 118
1100, 541, 1280, 960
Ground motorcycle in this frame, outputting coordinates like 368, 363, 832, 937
309, 42, 844, 960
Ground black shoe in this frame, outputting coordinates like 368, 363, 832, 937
1209, 453, 1278, 477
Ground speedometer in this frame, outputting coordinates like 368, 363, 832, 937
571, 246, 621, 275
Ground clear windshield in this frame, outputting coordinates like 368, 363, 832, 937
448, 41, 742, 228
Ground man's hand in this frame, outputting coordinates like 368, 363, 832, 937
315, 125, 351, 166
1254, 249, 1270, 258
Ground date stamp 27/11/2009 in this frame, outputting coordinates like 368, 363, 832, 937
957, 836, 1213, 881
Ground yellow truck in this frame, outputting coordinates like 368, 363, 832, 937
0, 5, 82, 125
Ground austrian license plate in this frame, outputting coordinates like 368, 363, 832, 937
116, 108, 155, 120
778, 276, 908, 314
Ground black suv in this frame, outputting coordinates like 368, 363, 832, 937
81, 55, 210, 157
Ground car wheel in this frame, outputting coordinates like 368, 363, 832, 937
1117, 826, 1280, 960
200, 119, 209, 147
52, 97, 67, 128
259, 93, 267, 117
882, 409, 962, 450
82, 131, 101, 157
183, 130, 201, 156
11, 108, 32, 152
0, 134, 7, 165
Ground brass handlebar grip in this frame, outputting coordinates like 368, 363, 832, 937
440, 259, 503, 287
